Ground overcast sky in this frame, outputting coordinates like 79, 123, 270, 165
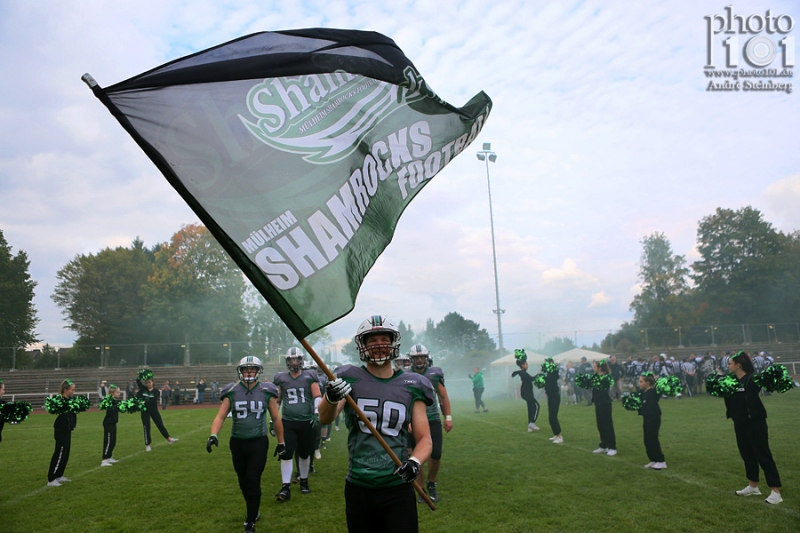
1, 0, 798, 357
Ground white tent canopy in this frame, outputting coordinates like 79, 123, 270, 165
550, 348, 605, 363
490, 351, 547, 367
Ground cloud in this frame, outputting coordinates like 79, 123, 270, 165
762, 173, 800, 232
541, 259, 598, 289
588, 291, 612, 308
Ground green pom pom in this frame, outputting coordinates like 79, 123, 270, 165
99, 395, 119, 411
138, 369, 154, 382
705, 374, 738, 398
541, 360, 558, 375
753, 364, 794, 394
122, 397, 146, 413
45, 395, 71, 415
514, 349, 527, 363
533, 373, 546, 389
621, 392, 643, 411
592, 373, 614, 391
70, 396, 91, 413
656, 375, 684, 397
575, 374, 593, 390
2, 401, 33, 423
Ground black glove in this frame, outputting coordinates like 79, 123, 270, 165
394, 458, 421, 483
326, 378, 352, 403
206, 434, 219, 453
273, 442, 290, 460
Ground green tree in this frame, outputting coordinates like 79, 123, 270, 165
0, 230, 39, 362
541, 336, 576, 356
629, 232, 694, 346
142, 224, 248, 364
52, 238, 155, 350
431, 312, 496, 361
691, 206, 796, 326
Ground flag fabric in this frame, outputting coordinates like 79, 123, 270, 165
85, 28, 492, 338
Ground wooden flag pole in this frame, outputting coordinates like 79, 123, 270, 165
300, 338, 436, 511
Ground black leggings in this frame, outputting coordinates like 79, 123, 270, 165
595, 402, 616, 450
283, 419, 315, 460
102, 423, 117, 459
734, 418, 781, 487
141, 409, 170, 445
523, 395, 540, 424
643, 416, 664, 462
547, 393, 561, 435
48, 428, 71, 481
473, 388, 485, 410
230, 436, 269, 524
345, 481, 418, 533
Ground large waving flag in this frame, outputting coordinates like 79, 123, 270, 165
84, 28, 491, 338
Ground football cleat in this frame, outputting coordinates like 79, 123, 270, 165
427, 481, 439, 503
300, 478, 312, 494
276, 483, 291, 501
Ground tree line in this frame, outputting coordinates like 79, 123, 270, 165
606, 206, 800, 352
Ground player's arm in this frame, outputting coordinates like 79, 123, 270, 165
437, 382, 453, 432
318, 377, 350, 425
210, 397, 231, 436
410, 400, 432, 464
267, 396, 285, 443
310, 381, 321, 399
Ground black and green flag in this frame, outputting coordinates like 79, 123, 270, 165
85, 28, 491, 338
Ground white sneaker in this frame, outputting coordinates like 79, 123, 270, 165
108, 458, 119, 463
101, 460, 113, 467
167, 437, 179, 444
552, 436, 563, 444
527, 427, 534, 433
335, 426, 340, 432
145, 445, 152, 452
56, 477, 71, 482
643, 462, 655, 468
652, 462, 667, 469
736, 485, 761, 496
548, 436, 558, 441
314, 449, 322, 460
606, 449, 617, 456
765, 491, 783, 505
47, 480, 62, 487
593, 448, 608, 454
530, 424, 540, 431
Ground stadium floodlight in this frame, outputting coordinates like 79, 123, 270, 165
475, 142, 504, 357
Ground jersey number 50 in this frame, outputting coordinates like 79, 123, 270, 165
356, 398, 406, 437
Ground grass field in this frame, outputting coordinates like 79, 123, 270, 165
1, 393, 798, 533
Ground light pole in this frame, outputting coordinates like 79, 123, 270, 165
476, 142, 505, 357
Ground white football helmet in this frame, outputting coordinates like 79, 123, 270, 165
408, 344, 430, 371
355, 315, 401, 365
285, 347, 305, 372
237, 356, 263, 383
394, 355, 412, 371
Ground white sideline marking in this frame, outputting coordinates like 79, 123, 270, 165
1, 424, 207, 508
472, 415, 800, 517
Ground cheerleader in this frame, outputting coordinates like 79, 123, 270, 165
136, 370, 178, 451
638, 373, 666, 469
591, 360, 616, 456
47, 380, 77, 487
725, 352, 783, 505
100, 385, 122, 466
511, 354, 540, 432
542, 359, 563, 444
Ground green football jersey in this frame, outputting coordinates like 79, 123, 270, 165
273, 369, 319, 421
220, 381, 279, 439
336, 364, 434, 488
419, 367, 444, 421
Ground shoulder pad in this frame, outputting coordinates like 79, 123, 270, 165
335, 364, 356, 378
304, 369, 320, 382
260, 381, 280, 398
220, 382, 237, 398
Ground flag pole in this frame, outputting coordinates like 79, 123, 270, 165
300, 338, 436, 511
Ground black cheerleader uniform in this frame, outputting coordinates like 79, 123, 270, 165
592, 381, 616, 450
638, 388, 664, 463
544, 371, 561, 436
724, 372, 781, 488
137, 380, 172, 446
48, 409, 77, 482
511, 369, 540, 425
102, 398, 120, 460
